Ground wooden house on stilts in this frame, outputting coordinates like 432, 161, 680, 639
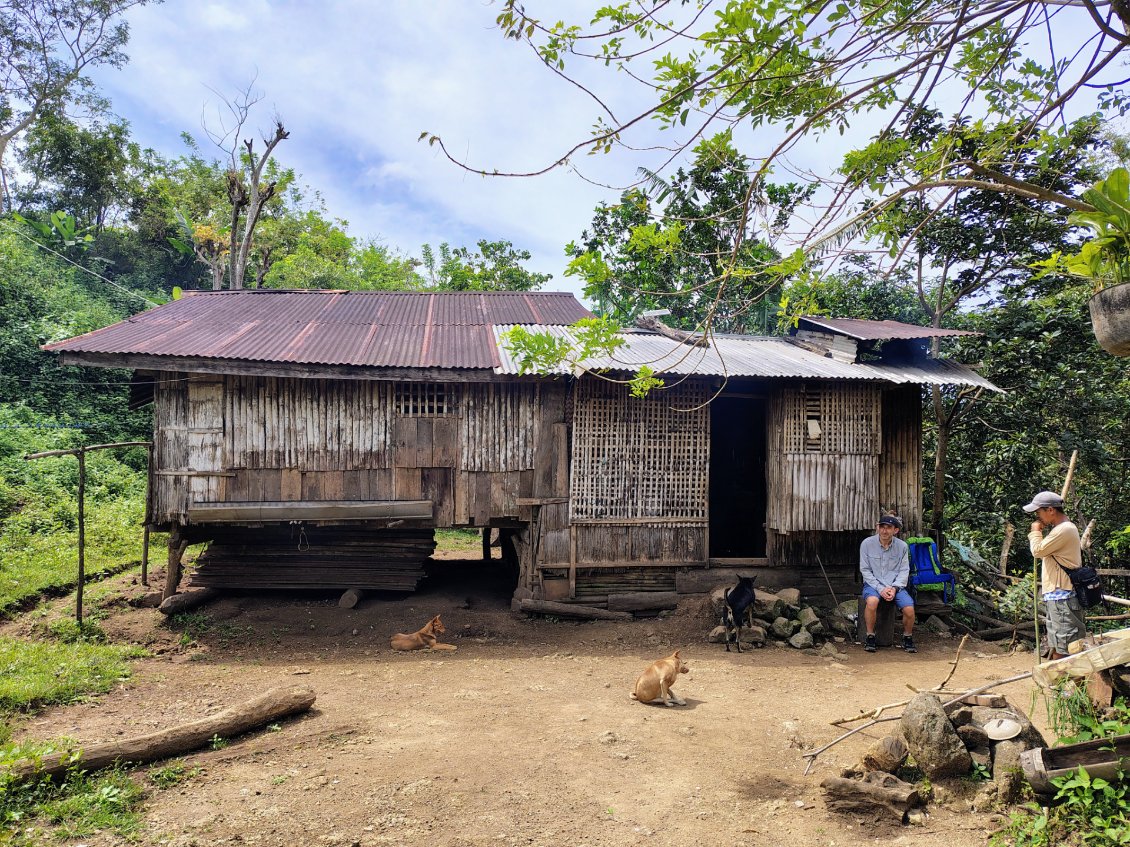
45, 290, 998, 610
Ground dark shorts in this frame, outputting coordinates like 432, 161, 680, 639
1044, 594, 1086, 654
862, 585, 914, 610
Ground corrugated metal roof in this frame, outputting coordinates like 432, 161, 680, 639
493, 326, 1001, 391
45, 290, 592, 370
797, 316, 979, 341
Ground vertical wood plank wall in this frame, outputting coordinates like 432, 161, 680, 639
765, 382, 880, 532
151, 373, 567, 527
878, 383, 922, 534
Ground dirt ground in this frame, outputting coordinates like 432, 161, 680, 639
4, 554, 1051, 847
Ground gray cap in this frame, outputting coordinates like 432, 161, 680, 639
877, 514, 903, 529
1023, 491, 1064, 513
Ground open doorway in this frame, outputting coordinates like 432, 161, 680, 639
709, 395, 767, 558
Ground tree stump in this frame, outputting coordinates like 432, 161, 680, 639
822, 771, 921, 821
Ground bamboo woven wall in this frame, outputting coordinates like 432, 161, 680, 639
766, 382, 881, 532
150, 374, 556, 527
569, 379, 709, 522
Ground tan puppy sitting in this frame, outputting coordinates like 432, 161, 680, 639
629, 650, 688, 706
390, 614, 457, 651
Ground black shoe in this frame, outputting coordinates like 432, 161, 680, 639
902, 635, 918, 654
865, 634, 877, 653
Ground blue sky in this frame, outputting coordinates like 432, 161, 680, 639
88, 1, 649, 299
86, 1, 1111, 303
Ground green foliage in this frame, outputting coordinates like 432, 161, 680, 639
0, 636, 140, 712
566, 135, 807, 334
993, 765, 1130, 847
501, 316, 625, 376
46, 618, 107, 645
1046, 686, 1130, 745
148, 760, 200, 789
1036, 167, 1130, 292
420, 239, 551, 292
0, 745, 145, 845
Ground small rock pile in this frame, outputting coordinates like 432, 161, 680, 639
825, 691, 1047, 822
706, 585, 851, 654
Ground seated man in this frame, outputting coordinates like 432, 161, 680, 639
860, 514, 916, 654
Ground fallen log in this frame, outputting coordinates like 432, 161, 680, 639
517, 598, 632, 621
157, 588, 219, 616
338, 588, 364, 609
7, 685, 316, 784
822, 771, 920, 821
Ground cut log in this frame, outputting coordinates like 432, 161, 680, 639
157, 588, 219, 616
822, 771, 921, 821
607, 591, 678, 612
7, 685, 316, 784
516, 598, 632, 621
338, 588, 365, 609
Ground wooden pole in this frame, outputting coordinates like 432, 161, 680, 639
141, 526, 150, 587
76, 450, 85, 625
23, 440, 153, 622
999, 522, 1014, 578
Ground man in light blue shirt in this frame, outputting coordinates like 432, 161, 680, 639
860, 514, 916, 654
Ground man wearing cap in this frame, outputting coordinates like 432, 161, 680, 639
860, 514, 917, 653
1025, 491, 1085, 659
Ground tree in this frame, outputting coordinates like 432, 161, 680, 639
567, 133, 809, 333
419, 239, 551, 291
423, 0, 1129, 315
0, 0, 154, 211
200, 85, 290, 290
15, 110, 146, 230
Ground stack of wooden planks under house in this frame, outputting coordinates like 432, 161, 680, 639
188, 526, 436, 592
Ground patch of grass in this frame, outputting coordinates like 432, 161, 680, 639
0, 749, 145, 846
0, 636, 143, 712
45, 618, 107, 644
434, 528, 482, 554
210, 734, 228, 751
148, 760, 200, 789
168, 611, 213, 647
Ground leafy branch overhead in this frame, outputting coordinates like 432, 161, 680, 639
425, 1, 1128, 279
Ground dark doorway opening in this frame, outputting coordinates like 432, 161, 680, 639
709, 396, 767, 558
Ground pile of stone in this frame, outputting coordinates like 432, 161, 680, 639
706, 585, 843, 652
823, 691, 1047, 822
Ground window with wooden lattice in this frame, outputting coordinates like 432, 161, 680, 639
394, 383, 457, 416
570, 380, 709, 522
782, 384, 880, 455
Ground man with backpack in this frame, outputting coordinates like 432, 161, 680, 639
1025, 490, 1085, 660
860, 514, 917, 654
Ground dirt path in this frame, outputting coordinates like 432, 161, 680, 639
6, 560, 1047, 847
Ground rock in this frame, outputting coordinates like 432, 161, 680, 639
741, 625, 767, 646
923, 615, 952, 635
907, 809, 929, 826
956, 724, 990, 749
976, 704, 1046, 804
969, 746, 991, 769
771, 617, 799, 639
776, 588, 802, 607
861, 735, 908, 773
806, 621, 826, 637
752, 617, 774, 630
797, 607, 821, 628
753, 590, 786, 620
828, 599, 859, 635
948, 706, 973, 727
972, 782, 999, 813
707, 625, 729, 644
817, 642, 842, 659
787, 630, 814, 649
901, 693, 973, 779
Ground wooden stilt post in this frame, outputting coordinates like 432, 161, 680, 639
164, 526, 187, 602
141, 525, 150, 586
482, 527, 491, 562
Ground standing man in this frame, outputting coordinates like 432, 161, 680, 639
860, 514, 917, 654
1025, 490, 1085, 659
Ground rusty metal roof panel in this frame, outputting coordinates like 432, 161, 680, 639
797, 316, 978, 341
492, 326, 1000, 390
45, 290, 591, 370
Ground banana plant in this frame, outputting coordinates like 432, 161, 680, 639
12, 211, 94, 253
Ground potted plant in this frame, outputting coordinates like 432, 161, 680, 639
1046, 168, 1130, 355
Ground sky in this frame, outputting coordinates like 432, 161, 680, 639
87, 1, 660, 300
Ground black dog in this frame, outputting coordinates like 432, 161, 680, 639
722, 575, 756, 653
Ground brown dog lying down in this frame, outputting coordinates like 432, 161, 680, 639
629, 650, 688, 706
390, 614, 458, 651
